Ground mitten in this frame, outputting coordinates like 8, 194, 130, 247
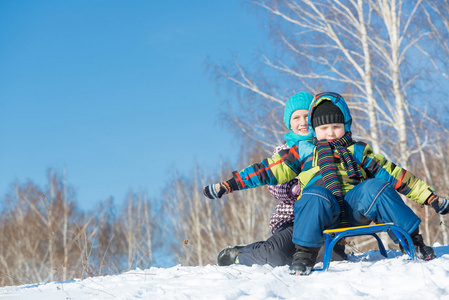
427, 194, 449, 215
291, 183, 300, 197
203, 178, 238, 199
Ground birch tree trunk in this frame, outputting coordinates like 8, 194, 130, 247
62, 170, 69, 281
357, 0, 380, 153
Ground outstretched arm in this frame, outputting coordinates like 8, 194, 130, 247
360, 142, 449, 214
203, 144, 304, 199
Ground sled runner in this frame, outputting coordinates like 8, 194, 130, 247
316, 223, 417, 271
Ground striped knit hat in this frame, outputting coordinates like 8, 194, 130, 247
283, 92, 314, 129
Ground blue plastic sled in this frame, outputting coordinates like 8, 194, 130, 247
315, 223, 417, 271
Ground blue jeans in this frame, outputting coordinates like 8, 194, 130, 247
292, 178, 421, 247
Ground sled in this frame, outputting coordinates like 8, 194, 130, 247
315, 223, 417, 271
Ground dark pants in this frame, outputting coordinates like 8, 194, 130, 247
237, 224, 296, 267
237, 223, 346, 267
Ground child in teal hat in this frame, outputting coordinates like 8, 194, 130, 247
283, 92, 314, 149
213, 91, 346, 267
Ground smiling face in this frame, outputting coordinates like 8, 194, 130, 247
314, 123, 345, 141
290, 109, 309, 135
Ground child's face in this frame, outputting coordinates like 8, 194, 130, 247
290, 109, 309, 135
315, 123, 345, 141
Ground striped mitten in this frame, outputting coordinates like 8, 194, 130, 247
427, 194, 449, 215
203, 179, 237, 199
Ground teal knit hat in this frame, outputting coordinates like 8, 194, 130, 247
283, 92, 314, 129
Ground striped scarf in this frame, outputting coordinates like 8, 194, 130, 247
315, 132, 362, 227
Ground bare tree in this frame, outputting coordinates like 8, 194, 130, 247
117, 190, 155, 269
0, 170, 161, 287
421, 0, 449, 81
164, 164, 273, 266
0, 171, 84, 286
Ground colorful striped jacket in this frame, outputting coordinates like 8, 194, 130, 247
232, 141, 434, 205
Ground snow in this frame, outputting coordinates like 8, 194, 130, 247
1, 245, 449, 300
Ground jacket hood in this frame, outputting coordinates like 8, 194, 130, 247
308, 92, 352, 135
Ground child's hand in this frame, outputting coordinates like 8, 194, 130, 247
428, 194, 449, 215
291, 183, 301, 196
203, 181, 233, 199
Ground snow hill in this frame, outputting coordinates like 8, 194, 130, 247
1, 245, 449, 300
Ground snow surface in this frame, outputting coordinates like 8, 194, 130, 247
1, 245, 449, 300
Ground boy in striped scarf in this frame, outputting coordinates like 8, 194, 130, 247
204, 92, 449, 275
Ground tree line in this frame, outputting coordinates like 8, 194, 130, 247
0, 170, 159, 286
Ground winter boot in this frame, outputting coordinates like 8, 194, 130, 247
331, 240, 348, 261
217, 245, 245, 266
289, 245, 320, 276
400, 228, 436, 261
316, 239, 347, 262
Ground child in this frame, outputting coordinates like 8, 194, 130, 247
217, 92, 346, 267
204, 92, 449, 275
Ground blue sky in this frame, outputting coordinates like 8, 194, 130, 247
0, 0, 267, 210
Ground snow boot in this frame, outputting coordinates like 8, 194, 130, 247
289, 245, 320, 276
217, 245, 245, 266
331, 239, 348, 261
400, 228, 436, 261
316, 239, 347, 262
